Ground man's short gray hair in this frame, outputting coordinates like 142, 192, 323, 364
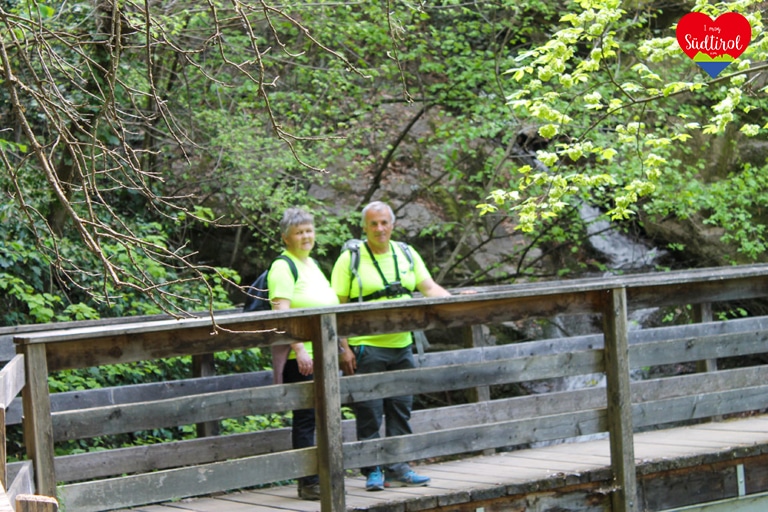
280, 207, 314, 235
361, 201, 395, 226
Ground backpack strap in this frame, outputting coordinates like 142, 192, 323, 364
342, 240, 364, 302
274, 254, 299, 282
395, 241, 415, 272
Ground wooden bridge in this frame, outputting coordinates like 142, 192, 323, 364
1, 264, 768, 512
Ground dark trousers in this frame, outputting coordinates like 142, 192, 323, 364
353, 344, 414, 478
283, 359, 318, 486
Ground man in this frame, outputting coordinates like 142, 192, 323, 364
331, 201, 450, 491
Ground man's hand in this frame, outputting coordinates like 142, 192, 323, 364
416, 277, 451, 298
338, 338, 357, 375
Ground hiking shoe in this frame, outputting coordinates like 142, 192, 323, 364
298, 483, 321, 501
366, 467, 385, 491
387, 470, 430, 487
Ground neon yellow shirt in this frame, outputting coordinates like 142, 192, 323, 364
268, 252, 339, 358
331, 241, 431, 348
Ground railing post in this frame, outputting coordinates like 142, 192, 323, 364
693, 303, 721, 422
18, 343, 56, 498
602, 287, 638, 512
312, 313, 345, 512
694, 303, 717, 374
461, 325, 491, 403
192, 354, 220, 437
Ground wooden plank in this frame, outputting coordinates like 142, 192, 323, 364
334, 289, 607, 338
409, 387, 607, 432
627, 274, 768, 310
661, 492, 768, 512
58, 448, 317, 512
52, 381, 313, 440
7, 461, 34, 506
603, 287, 638, 512
19, 344, 56, 498
0, 355, 24, 409
15, 494, 59, 512
339, 348, 603, 403
5, 370, 273, 426
144, 496, 266, 511
50, 428, 293, 482
418, 464, 518, 485
510, 448, 611, 469
630, 331, 768, 369
460, 325, 491, 404
693, 303, 718, 376
200, 495, 297, 512
341, 409, 606, 470
114, 505, 195, 512
693, 416, 768, 434
228, 488, 324, 511
192, 353, 220, 437
633, 385, 768, 429
312, 314, 345, 512
631, 366, 768, 404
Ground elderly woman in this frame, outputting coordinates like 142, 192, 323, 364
268, 207, 339, 501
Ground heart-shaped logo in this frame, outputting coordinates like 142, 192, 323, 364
676, 12, 752, 78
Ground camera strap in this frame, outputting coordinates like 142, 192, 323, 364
360, 241, 412, 302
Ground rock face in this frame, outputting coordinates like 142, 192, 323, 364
203, 102, 768, 297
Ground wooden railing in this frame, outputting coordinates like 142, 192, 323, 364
4, 264, 768, 512
0, 353, 58, 511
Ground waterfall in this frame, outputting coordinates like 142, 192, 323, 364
580, 202, 666, 274
523, 203, 663, 447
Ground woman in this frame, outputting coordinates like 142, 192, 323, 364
268, 207, 339, 501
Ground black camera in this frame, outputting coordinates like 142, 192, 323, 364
384, 281, 408, 298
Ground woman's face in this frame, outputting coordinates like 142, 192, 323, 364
283, 223, 315, 257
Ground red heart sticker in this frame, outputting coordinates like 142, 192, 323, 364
676, 12, 752, 78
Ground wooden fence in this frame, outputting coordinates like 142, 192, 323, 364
2, 264, 768, 512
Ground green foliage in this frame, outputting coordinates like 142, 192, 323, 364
479, 0, 768, 260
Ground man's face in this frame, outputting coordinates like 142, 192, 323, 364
363, 207, 393, 253
282, 223, 315, 256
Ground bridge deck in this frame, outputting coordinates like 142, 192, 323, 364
117, 414, 768, 512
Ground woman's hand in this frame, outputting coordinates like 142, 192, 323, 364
293, 344, 313, 376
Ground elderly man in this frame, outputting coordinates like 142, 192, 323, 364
331, 201, 450, 491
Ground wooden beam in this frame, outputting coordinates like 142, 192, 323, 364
15, 494, 59, 512
312, 314, 345, 512
603, 287, 638, 512
192, 353, 220, 437
461, 325, 491, 404
694, 303, 719, 388
19, 344, 56, 498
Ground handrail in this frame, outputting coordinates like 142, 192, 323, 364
9, 263, 768, 512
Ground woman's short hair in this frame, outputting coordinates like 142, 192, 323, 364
280, 207, 314, 235
361, 201, 395, 226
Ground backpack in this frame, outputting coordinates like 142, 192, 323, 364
243, 255, 298, 312
342, 239, 414, 303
